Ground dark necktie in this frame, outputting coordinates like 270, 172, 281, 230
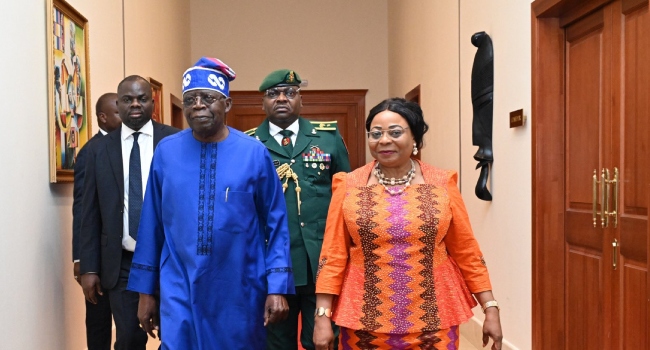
129, 132, 142, 240
279, 129, 294, 156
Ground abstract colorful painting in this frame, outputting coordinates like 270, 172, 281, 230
47, 0, 91, 182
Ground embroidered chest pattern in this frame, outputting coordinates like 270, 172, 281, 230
197, 143, 218, 255
356, 186, 383, 331
415, 184, 442, 330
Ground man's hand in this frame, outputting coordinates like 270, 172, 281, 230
73, 262, 81, 286
138, 294, 159, 339
263, 294, 289, 326
80, 273, 102, 304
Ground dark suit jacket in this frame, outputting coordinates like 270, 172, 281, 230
79, 121, 179, 289
72, 131, 103, 262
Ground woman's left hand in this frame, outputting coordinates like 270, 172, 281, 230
482, 308, 503, 350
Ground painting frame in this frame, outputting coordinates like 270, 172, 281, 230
47, 0, 92, 183
149, 77, 164, 124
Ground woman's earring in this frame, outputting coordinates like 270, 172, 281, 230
412, 142, 418, 155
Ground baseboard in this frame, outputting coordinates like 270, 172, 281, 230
460, 316, 518, 350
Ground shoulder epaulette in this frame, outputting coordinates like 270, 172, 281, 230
310, 120, 338, 131
244, 127, 258, 136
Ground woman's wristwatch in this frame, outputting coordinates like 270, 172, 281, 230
481, 300, 500, 313
314, 307, 332, 318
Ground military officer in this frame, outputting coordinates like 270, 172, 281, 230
246, 69, 350, 350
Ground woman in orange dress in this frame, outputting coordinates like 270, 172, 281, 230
313, 98, 503, 350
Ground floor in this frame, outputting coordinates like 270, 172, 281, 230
142, 334, 479, 349
140, 332, 480, 349
459, 333, 480, 350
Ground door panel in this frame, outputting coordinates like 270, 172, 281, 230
565, 21, 604, 208
622, 5, 650, 216
566, 249, 604, 349
621, 263, 648, 348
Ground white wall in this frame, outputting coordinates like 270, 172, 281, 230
0, 0, 122, 347
388, 1, 532, 349
189, 0, 389, 123
459, 2, 532, 349
387, 1, 461, 171
0, 0, 188, 348
124, 0, 192, 108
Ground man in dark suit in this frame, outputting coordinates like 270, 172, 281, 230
79, 76, 179, 349
72, 92, 121, 350
246, 69, 350, 350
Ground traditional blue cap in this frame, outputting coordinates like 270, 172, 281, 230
182, 57, 236, 97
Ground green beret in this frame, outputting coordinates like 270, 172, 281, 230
259, 69, 302, 91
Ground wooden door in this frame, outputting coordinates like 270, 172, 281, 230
169, 94, 186, 129
563, 7, 615, 349
613, 1, 650, 347
533, 0, 650, 348
227, 90, 367, 170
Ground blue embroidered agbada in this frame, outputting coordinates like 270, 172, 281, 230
127, 128, 295, 349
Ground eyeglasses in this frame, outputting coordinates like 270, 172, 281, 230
264, 87, 301, 100
183, 93, 224, 107
366, 126, 410, 142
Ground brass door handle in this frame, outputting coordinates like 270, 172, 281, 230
604, 168, 611, 228
592, 167, 619, 228
592, 170, 597, 227
608, 167, 618, 228
612, 239, 618, 270
601, 167, 619, 228
601, 169, 606, 228
593, 169, 605, 228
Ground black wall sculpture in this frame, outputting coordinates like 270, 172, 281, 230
470, 31, 494, 201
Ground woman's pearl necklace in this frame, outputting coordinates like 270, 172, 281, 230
373, 159, 416, 196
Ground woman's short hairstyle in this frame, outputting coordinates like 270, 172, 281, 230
365, 97, 429, 149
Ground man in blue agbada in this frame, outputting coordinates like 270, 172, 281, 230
127, 57, 295, 349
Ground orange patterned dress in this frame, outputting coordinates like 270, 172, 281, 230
315, 160, 492, 349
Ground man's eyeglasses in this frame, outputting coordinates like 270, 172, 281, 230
366, 126, 410, 142
264, 87, 301, 100
183, 93, 224, 107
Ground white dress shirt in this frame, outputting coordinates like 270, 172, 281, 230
269, 119, 299, 147
121, 120, 154, 251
